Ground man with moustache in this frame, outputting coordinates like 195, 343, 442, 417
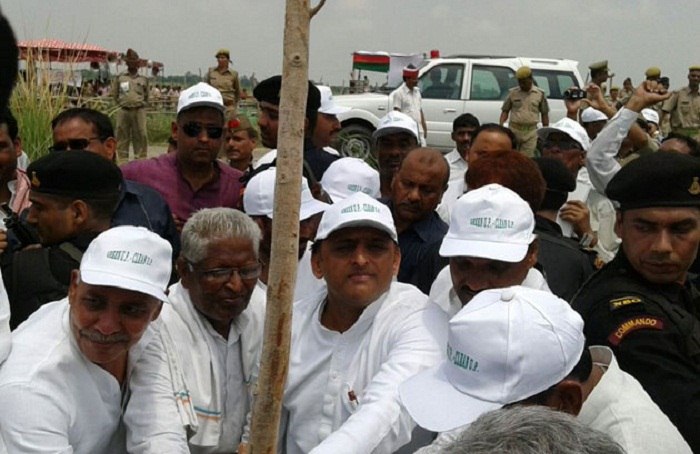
0, 226, 172, 452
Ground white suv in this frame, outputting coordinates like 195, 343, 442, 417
334, 55, 583, 161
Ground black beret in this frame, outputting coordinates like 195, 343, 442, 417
253, 75, 321, 119
28, 150, 122, 199
606, 152, 700, 210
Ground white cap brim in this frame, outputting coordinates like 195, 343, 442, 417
439, 237, 531, 262
319, 105, 351, 115
372, 125, 419, 141
399, 362, 503, 433
81, 268, 169, 302
178, 101, 225, 115
315, 218, 397, 243
266, 198, 329, 221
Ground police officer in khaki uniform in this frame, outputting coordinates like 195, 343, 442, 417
618, 67, 662, 109
112, 48, 149, 162
580, 60, 611, 111
500, 66, 549, 158
661, 66, 700, 141
205, 49, 241, 117
572, 152, 700, 452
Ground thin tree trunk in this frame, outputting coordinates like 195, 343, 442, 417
249, 1, 325, 453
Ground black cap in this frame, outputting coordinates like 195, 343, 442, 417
253, 75, 321, 120
606, 152, 700, 210
534, 157, 576, 211
28, 150, 122, 199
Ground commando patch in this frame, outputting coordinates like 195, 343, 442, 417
609, 296, 643, 311
608, 316, 664, 346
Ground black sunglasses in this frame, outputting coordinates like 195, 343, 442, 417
182, 122, 224, 139
49, 137, 102, 152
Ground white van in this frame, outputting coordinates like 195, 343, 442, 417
335, 55, 584, 160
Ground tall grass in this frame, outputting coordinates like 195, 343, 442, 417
10, 57, 73, 161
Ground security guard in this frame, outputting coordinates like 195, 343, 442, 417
572, 151, 700, 452
112, 48, 149, 162
1, 150, 122, 329
499, 66, 549, 158
205, 48, 241, 117
662, 65, 700, 141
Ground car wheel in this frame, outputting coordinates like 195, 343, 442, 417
335, 124, 376, 168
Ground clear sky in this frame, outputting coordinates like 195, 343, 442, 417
2, 0, 697, 90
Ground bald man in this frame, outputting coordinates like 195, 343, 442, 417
386, 148, 449, 294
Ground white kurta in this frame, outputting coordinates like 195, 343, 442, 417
126, 282, 266, 453
0, 299, 154, 453
436, 148, 468, 224
579, 346, 692, 454
282, 282, 447, 454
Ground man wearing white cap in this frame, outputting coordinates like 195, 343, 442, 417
313, 85, 351, 155
121, 82, 244, 230
0, 226, 173, 452
320, 157, 380, 203
126, 208, 266, 453
243, 168, 329, 299
429, 184, 547, 318
401, 286, 691, 454
372, 110, 421, 197
581, 107, 608, 140
390, 64, 427, 145
538, 116, 619, 263
280, 192, 446, 453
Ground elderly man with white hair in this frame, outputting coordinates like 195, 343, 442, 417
126, 208, 266, 453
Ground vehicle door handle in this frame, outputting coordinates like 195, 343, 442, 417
378, 106, 386, 111
443, 108, 456, 113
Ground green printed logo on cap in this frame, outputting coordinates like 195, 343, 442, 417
469, 217, 515, 230
447, 343, 479, 372
340, 202, 381, 215
106, 249, 153, 266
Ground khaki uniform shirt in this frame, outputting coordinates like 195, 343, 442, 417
501, 86, 549, 125
206, 67, 241, 106
662, 87, 700, 129
112, 72, 149, 108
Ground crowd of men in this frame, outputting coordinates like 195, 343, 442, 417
3, 8, 700, 451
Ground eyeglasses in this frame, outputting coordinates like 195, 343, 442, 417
542, 138, 582, 152
186, 261, 261, 285
181, 122, 224, 139
49, 137, 102, 152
